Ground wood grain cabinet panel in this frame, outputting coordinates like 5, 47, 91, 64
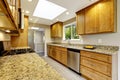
98, 0, 115, 32
51, 22, 63, 38
81, 50, 112, 63
81, 56, 111, 76
80, 50, 112, 80
81, 65, 111, 80
85, 4, 99, 34
47, 45, 67, 66
3, 41, 11, 50
76, 0, 116, 34
76, 10, 85, 35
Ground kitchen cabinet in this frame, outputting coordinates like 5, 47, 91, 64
98, 0, 115, 32
0, 0, 20, 36
80, 50, 112, 80
47, 45, 67, 66
51, 22, 63, 38
76, 0, 116, 34
76, 10, 85, 35
3, 41, 11, 50
85, 4, 99, 34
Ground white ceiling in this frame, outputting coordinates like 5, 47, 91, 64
21, 0, 99, 25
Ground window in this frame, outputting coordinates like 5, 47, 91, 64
63, 22, 79, 40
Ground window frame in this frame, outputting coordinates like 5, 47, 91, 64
63, 22, 80, 41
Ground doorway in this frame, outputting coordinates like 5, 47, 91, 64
28, 27, 45, 56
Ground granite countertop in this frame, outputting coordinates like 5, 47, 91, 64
47, 43, 119, 55
0, 53, 66, 80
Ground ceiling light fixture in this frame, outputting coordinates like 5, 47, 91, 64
33, 0, 67, 20
5, 30, 10, 33
31, 27, 39, 30
25, 11, 30, 14
28, 0, 32, 2
66, 12, 69, 15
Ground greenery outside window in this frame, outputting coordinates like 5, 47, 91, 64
63, 22, 79, 40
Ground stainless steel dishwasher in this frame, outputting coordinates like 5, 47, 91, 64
67, 48, 80, 73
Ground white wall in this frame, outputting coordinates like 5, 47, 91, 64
0, 31, 10, 41
34, 30, 44, 53
29, 23, 52, 56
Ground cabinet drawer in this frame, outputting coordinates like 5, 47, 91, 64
81, 51, 112, 63
56, 46, 67, 52
81, 56, 111, 76
81, 65, 111, 80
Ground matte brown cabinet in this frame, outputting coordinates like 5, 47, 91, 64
51, 22, 63, 38
47, 45, 67, 66
80, 50, 112, 80
76, 0, 116, 34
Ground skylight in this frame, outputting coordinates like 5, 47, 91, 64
33, 0, 67, 20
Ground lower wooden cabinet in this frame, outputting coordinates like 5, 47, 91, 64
81, 65, 111, 80
47, 45, 67, 66
81, 56, 111, 76
47, 46, 113, 80
80, 50, 112, 80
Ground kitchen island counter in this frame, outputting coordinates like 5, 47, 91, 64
0, 53, 65, 80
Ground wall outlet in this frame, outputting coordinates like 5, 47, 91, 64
98, 39, 102, 44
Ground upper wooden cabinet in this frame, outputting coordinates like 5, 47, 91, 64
0, 0, 20, 36
76, 0, 116, 34
76, 10, 85, 35
51, 22, 63, 38
85, 4, 99, 34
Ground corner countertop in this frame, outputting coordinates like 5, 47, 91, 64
47, 43, 119, 55
0, 53, 65, 80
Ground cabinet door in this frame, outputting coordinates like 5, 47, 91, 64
51, 22, 63, 38
76, 10, 85, 35
85, 4, 99, 34
56, 22, 63, 38
3, 41, 11, 50
51, 24, 56, 38
98, 0, 115, 32
60, 51, 67, 66
47, 45, 50, 56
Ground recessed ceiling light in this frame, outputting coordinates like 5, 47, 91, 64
31, 27, 39, 30
5, 30, 10, 33
33, 0, 67, 20
25, 11, 30, 14
66, 12, 69, 15
28, 0, 32, 2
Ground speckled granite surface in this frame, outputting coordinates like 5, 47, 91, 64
47, 43, 119, 55
0, 53, 66, 80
